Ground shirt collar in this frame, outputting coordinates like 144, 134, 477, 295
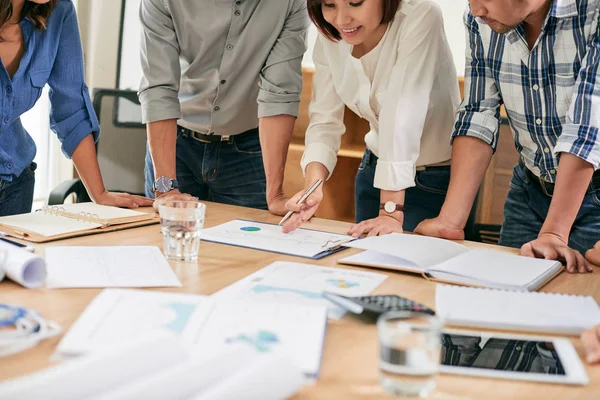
550, 0, 579, 19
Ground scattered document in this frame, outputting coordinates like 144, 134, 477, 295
341, 234, 562, 291
192, 300, 328, 377
45, 246, 181, 289
214, 261, 387, 319
56, 289, 328, 377
0, 240, 46, 288
201, 219, 354, 259
0, 336, 305, 400
436, 284, 600, 335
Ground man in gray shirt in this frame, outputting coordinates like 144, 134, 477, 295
139, 0, 309, 213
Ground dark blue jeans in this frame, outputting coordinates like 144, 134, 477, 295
145, 128, 267, 209
0, 162, 36, 217
499, 162, 600, 254
355, 149, 450, 232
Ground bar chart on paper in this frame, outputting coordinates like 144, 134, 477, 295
200, 219, 354, 258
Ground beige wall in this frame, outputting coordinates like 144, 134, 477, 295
77, 0, 122, 90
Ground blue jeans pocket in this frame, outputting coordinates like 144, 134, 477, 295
414, 169, 450, 195
509, 164, 528, 190
233, 133, 262, 155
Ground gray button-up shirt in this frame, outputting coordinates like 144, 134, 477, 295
138, 0, 309, 135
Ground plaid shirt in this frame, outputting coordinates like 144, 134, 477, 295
453, 0, 600, 182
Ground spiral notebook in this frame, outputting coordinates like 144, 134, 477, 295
436, 284, 600, 335
0, 203, 158, 243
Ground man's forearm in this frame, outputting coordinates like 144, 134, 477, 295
258, 115, 295, 200
439, 136, 494, 228
541, 153, 594, 239
147, 119, 178, 179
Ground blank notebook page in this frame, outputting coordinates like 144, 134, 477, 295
436, 284, 600, 334
429, 249, 560, 289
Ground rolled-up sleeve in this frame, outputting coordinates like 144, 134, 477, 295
553, 9, 600, 170
300, 36, 346, 178
451, 8, 502, 151
257, 0, 309, 119
46, 2, 99, 158
138, 0, 181, 123
375, 3, 450, 191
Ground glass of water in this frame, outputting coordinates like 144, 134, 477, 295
157, 200, 206, 261
377, 312, 442, 398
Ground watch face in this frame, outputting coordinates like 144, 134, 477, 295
384, 201, 395, 213
155, 176, 173, 193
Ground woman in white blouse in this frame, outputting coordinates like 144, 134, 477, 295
283, 0, 460, 236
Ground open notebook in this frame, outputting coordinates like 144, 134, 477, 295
436, 284, 600, 335
0, 203, 158, 243
339, 233, 563, 291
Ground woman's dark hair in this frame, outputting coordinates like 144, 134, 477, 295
0, 0, 58, 31
308, 0, 401, 41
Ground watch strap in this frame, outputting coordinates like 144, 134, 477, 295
379, 203, 405, 213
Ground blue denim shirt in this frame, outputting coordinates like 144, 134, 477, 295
0, 0, 99, 182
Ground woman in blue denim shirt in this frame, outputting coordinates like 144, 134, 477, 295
0, 0, 152, 216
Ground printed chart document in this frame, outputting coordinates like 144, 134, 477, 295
45, 246, 181, 289
436, 284, 600, 335
200, 219, 354, 259
56, 289, 328, 377
214, 261, 387, 319
340, 234, 563, 291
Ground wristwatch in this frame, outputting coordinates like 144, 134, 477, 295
152, 176, 179, 194
379, 201, 405, 214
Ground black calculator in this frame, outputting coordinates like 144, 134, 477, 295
323, 292, 435, 322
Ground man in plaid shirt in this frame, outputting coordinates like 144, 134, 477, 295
417, 0, 600, 273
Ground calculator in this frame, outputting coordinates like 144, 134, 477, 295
323, 292, 435, 322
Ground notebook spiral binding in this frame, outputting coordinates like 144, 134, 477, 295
42, 206, 104, 226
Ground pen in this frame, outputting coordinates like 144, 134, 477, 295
278, 179, 324, 226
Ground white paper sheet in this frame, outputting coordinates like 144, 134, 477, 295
56, 289, 212, 357
45, 246, 181, 289
192, 300, 328, 377
214, 261, 387, 319
0, 240, 46, 288
0, 336, 189, 400
344, 233, 469, 269
89, 345, 305, 400
436, 284, 600, 335
57, 289, 327, 378
200, 219, 353, 258
0, 212, 102, 237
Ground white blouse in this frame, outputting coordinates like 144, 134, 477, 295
301, 0, 460, 191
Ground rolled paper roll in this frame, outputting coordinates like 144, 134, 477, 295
0, 241, 46, 288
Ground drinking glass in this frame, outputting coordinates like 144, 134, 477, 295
158, 200, 206, 260
377, 312, 442, 398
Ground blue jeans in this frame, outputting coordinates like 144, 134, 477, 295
145, 128, 267, 209
0, 162, 36, 217
355, 149, 450, 232
499, 162, 600, 254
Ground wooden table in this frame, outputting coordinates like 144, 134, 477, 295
1, 202, 599, 399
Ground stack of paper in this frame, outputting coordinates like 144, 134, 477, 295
0, 336, 305, 400
214, 261, 387, 319
56, 288, 328, 377
44, 246, 181, 289
436, 284, 600, 335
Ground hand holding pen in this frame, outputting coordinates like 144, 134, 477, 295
280, 179, 324, 233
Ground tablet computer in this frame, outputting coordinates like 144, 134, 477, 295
439, 329, 589, 385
